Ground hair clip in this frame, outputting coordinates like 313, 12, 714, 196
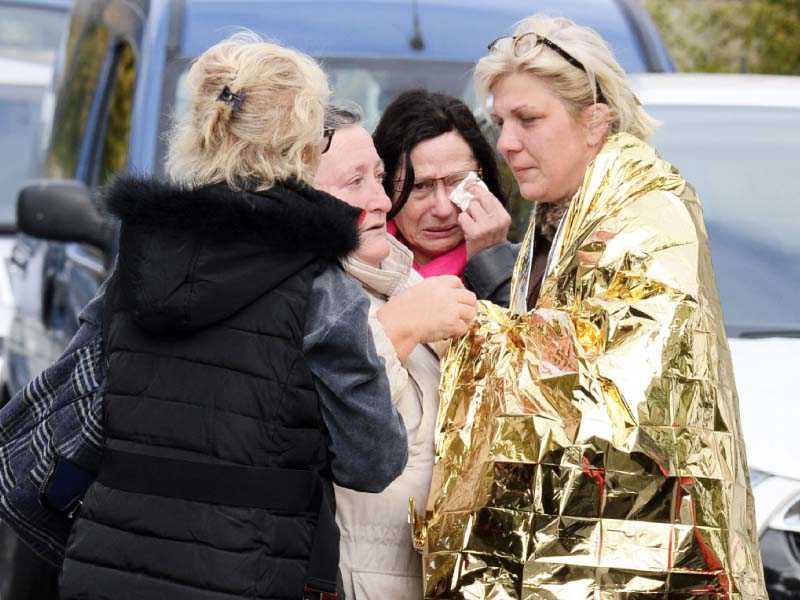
217, 85, 246, 112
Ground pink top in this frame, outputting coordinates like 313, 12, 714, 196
386, 220, 467, 279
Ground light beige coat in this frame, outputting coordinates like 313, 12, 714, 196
336, 237, 442, 600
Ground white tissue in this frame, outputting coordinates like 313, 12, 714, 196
449, 171, 487, 211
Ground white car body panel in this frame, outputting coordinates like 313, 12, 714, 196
729, 337, 800, 481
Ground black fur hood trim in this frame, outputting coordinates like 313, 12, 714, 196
102, 176, 361, 261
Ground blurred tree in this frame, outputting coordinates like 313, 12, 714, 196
745, 0, 800, 74
643, 0, 800, 75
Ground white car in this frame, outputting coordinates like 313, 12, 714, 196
0, 0, 69, 405
0, 56, 55, 402
0, 2, 71, 597
630, 72, 800, 597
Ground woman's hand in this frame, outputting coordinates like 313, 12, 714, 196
377, 276, 477, 362
458, 184, 511, 259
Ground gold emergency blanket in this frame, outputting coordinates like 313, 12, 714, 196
414, 133, 766, 599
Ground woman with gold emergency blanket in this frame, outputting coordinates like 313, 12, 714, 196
413, 14, 767, 600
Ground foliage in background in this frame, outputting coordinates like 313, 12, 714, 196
643, 0, 800, 75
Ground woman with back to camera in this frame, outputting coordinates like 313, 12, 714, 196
57, 34, 408, 600
418, 14, 767, 599
373, 90, 516, 306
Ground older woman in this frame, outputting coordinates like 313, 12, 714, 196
373, 90, 516, 306
55, 35, 408, 600
315, 102, 476, 600
419, 14, 767, 600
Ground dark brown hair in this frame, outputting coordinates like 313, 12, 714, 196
373, 89, 506, 218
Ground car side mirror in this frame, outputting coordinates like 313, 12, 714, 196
17, 179, 116, 253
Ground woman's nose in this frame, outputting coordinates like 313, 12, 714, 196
369, 179, 393, 213
430, 185, 455, 219
496, 123, 521, 157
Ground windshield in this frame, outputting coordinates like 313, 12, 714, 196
0, 4, 68, 64
648, 105, 800, 336
158, 0, 662, 169
162, 57, 477, 167
321, 58, 475, 130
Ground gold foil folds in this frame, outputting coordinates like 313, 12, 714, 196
415, 134, 766, 599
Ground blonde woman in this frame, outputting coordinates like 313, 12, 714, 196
57, 35, 407, 599
419, 14, 767, 599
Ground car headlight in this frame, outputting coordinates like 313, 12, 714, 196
750, 469, 800, 599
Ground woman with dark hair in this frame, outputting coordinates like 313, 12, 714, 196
373, 89, 516, 306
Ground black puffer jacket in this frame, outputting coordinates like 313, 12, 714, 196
60, 177, 361, 600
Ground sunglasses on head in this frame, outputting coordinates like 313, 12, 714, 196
488, 32, 606, 103
320, 127, 335, 154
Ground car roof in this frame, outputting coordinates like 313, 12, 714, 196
181, 0, 655, 72
185, 0, 620, 9
0, 0, 71, 9
629, 73, 800, 108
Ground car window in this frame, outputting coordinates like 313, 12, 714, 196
648, 105, 800, 334
93, 42, 136, 187
0, 4, 69, 228
160, 57, 477, 171
66, 41, 137, 276
0, 4, 68, 64
48, 22, 110, 179
322, 58, 476, 130
0, 81, 48, 227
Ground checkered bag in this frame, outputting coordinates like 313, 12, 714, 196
0, 332, 105, 565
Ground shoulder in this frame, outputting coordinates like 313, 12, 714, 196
304, 264, 371, 345
310, 264, 366, 310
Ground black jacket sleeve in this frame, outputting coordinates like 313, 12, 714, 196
462, 241, 520, 308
